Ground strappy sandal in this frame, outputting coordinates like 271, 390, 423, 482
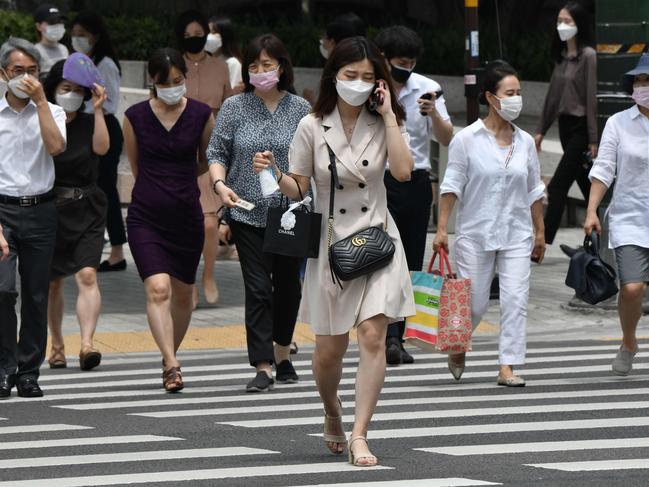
348, 436, 378, 467
323, 397, 346, 454
162, 366, 184, 392
48, 346, 67, 369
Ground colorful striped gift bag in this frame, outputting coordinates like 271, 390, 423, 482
405, 249, 472, 353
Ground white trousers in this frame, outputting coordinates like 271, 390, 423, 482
453, 237, 532, 365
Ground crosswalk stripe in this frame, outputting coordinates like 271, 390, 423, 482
0, 447, 278, 469
526, 459, 649, 472
38, 344, 630, 370
217, 401, 649, 428
282, 479, 501, 487
13, 374, 649, 404
38, 351, 647, 382
349, 417, 649, 439
0, 435, 180, 451
0, 462, 392, 486
0, 424, 92, 435
416, 437, 649, 456
36, 363, 649, 391
129, 387, 649, 418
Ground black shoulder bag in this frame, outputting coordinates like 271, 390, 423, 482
326, 143, 395, 288
565, 232, 618, 305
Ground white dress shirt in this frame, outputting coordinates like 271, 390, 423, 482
589, 105, 649, 249
84, 57, 120, 115
398, 72, 451, 171
0, 96, 67, 196
440, 119, 545, 251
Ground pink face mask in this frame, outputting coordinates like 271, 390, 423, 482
248, 68, 280, 91
632, 85, 649, 109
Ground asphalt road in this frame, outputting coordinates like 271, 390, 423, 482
1, 338, 649, 487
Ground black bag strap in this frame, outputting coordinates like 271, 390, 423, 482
583, 232, 601, 256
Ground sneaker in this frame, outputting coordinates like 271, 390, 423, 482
275, 360, 299, 384
400, 342, 415, 364
386, 337, 402, 365
246, 371, 274, 392
612, 345, 638, 376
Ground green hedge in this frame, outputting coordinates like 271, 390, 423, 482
0, 9, 553, 81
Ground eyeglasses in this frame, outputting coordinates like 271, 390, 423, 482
7, 67, 39, 77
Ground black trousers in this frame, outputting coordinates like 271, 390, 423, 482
0, 201, 57, 380
544, 115, 591, 244
230, 220, 302, 366
384, 170, 433, 340
97, 114, 127, 246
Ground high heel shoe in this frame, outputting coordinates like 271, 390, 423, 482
323, 397, 346, 454
348, 436, 378, 467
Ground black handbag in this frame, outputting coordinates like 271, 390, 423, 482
263, 177, 322, 258
325, 144, 394, 287
565, 232, 619, 305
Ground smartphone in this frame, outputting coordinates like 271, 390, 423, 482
419, 90, 443, 116
234, 199, 255, 211
369, 80, 385, 112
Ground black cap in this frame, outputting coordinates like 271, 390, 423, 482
33, 4, 65, 24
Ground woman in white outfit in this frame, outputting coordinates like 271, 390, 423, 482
584, 54, 649, 376
434, 61, 546, 387
252, 37, 415, 466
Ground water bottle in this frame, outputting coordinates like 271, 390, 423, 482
259, 167, 279, 197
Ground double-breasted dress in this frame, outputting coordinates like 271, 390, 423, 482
289, 106, 416, 335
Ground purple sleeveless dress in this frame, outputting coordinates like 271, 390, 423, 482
125, 98, 211, 284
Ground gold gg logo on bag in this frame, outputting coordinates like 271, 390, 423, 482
351, 236, 367, 247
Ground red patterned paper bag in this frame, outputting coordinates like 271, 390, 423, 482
435, 250, 473, 354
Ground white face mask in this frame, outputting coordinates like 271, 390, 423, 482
493, 95, 523, 121
204, 33, 222, 54
44, 24, 65, 43
557, 22, 578, 42
72, 36, 92, 54
8, 74, 30, 99
156, 83, 186, 105
319, 40, 329, 60
0, 79, 7, 99
56, 91, 84, 113
335, 78, 374, 106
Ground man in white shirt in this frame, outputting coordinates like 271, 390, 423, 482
375, 26, 454, 365
0, 38, 66, 399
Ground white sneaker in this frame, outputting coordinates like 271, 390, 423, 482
612, 346, 638, 376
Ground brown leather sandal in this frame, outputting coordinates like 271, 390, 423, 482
162, 366, 184, 392
48, 346, 67, 369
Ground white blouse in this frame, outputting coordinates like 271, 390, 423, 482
440, 119, 545, 251
589, 105, 649, 249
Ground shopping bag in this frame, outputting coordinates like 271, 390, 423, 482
263, 195, 322, 258
435, 250, 473, 354
404, 249, 472, 353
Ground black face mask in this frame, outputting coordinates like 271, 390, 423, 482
183, 35, 207, 54
390, 63, 414, 84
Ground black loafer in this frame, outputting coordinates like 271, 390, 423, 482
275, 360, 299, 384
16, 378, 43, 398
400, 343, 415, 364
0, 374, 15, 399
386, 337, 402, 365
98, 259, 127, 272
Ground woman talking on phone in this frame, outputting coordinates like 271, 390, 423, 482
207, 34, 311, 393
253, 37, 415, 466
434, 61, 546, 387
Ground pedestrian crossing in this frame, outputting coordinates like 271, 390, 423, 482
2, 341, 649, 486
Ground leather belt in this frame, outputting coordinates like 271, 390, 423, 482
53, 185, 96, 201
0, 191, 56, 207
